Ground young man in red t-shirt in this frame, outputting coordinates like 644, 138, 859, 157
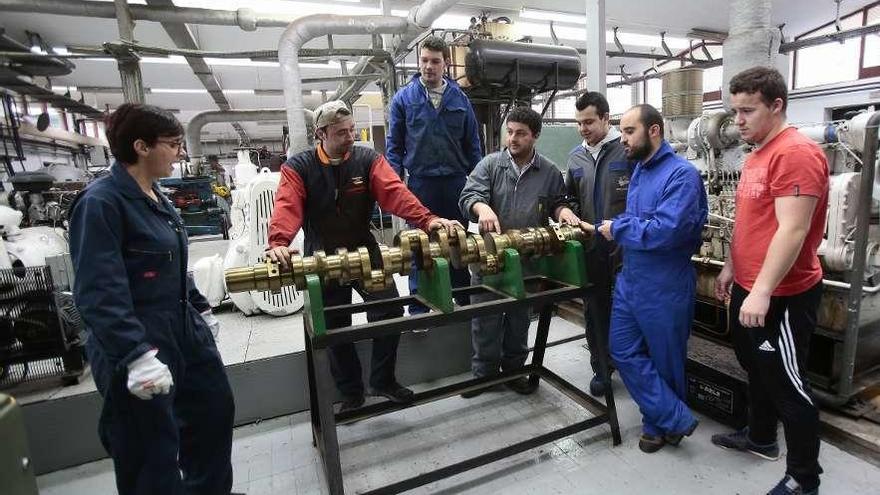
712, 67, 829, 495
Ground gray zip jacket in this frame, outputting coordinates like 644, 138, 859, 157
459, 150, 566, 231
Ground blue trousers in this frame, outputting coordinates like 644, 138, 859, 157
88, 309, 234, 495
468, 271, 531, 378
609, 273, 696, 436
406, 175, 471, 314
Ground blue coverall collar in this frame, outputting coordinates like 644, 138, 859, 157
409, 73, 460, 92
111, 162, 154, 199
639, 140, 674, 169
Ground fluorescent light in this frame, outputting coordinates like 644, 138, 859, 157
150, 88, 208, 94
51, 46, 69, 55
204, 57, 278, 68
149, 88, 256, 94
51, 86, 77, 92
516, 21, 690, 49
175, 0, 380, 16
520, 7, 585, 25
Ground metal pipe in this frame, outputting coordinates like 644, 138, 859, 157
839, 111, 880, 401
114, 0, 145, 103
722, 0, 779, 106
185, 109, 314, 160
0, 0, 289, 30
279, 15, 410, 155
335, 0, 458, 105
690, 256, 880, 293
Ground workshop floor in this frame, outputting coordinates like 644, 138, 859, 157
36, 315, 880, 494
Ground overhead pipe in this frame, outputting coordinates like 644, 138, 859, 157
185, 109, 314, 161
721, 0, 780, 106
280, 1, 457, 154
335, 0, 459, 106
279, 15, 410, 155
0, 0, 291, 30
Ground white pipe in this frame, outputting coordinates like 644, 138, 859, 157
336, 0, 459, 104
721, 0, 780, 106
0, 0, 287, 30
186, 109, 314, 160
279, 15, 410, 155
691, 256, 880, 293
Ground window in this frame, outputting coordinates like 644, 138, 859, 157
794, 3, 880, 88
861, 5, 880, 77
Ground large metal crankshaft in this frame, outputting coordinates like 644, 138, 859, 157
224, 224, 586, 293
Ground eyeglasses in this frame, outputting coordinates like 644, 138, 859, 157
157, 139, 184, 152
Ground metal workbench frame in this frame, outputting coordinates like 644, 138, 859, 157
304, 275, 621, 494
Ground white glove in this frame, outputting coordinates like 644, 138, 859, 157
201, 310, 220, 340
126, 348, 173, 400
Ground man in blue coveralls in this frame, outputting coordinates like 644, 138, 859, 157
593, 104, 707, 453
386, 35, 483, 314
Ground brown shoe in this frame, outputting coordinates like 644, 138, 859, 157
638, 433, 666, 453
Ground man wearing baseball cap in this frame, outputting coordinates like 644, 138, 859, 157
267, 100, 461, 412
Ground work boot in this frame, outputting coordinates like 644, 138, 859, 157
638, 433, 666, 453
505, 377, 538, 395
711, 427, 780, 461
338, 395, 365, 414
767, 475, 819, 495
369, 382, 414, 404
664, 418, 699, 446
589, 374, 609, 396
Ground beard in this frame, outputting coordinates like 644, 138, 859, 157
625, 138, 652, 162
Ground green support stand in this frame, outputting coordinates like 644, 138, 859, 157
483, 248, 526, 299
416, 257, 454, 314
304, 274, 326, 337
536, 240, 588, 287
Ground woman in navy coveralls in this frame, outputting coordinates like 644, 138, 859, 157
69, 104, 235, 495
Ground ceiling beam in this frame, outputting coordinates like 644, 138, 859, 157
144, 0, 249, 145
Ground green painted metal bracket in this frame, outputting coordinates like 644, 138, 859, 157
483, 248, 526, 299
417, 257, 454, 314
303, 274, 326, 337
536, 240, 588, 287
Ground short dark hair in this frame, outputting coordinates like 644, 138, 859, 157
631, 104, 664, 135
729, 66, 788, 112
420, 35, 450, 60
507, 106, 542, 136
575, 91, 610, 117
105, 103, 183, 164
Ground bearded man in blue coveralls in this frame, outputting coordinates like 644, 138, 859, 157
591, 104, 707, 453
386, 35, 483, 314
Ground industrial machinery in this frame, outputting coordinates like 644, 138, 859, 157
223, 224, 620, 495
220, 150, 304, 316
660, 67, 880, 420
426, 23, 582, 153
0, 203, 84, 389
158, 176, 229, 239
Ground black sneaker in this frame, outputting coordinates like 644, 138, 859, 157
767, 475, 818, 495
665, 418, 699, 446
505, 377, 538, 395
711, 428, 780, 461
638, 433, 666, 453
460, 388, 485, 399
369, 383, 414, 404
338, 395, 365, 414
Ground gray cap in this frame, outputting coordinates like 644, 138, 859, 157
314, 100, 352, 129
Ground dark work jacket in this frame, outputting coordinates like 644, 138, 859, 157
285, 146, 378, 256
565, 137, 634, 254
69, 163, 213, 380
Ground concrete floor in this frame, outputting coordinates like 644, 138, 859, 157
35, 315, 880, 494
